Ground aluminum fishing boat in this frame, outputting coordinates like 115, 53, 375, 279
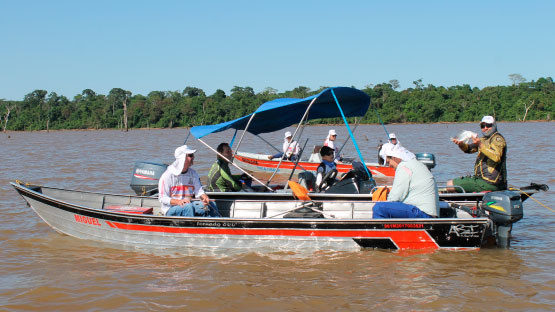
12, 178, 545, 252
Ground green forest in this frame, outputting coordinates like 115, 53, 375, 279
1, 75, 553, 132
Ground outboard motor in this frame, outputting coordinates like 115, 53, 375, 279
482, 190, 523, 248
415, 153, 436, 170
130, 161, 168, 196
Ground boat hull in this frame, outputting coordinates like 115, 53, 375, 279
234, 152, 395, 178
12, 183, 489, 252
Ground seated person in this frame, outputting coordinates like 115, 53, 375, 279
378, 133, 415, 165
268, 131, 300, 161
207, 143, 250, 192
158, 145, 219, 217
372, 145, 439, 219
315, 146, 338, 191
323, 129, 342, 163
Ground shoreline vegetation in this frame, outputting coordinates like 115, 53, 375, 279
1, 76, 553, 132
1, 119, 552, 134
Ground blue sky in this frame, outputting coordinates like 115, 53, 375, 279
1, 0, 553, 100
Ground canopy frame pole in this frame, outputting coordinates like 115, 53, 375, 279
197, 138, 274, 192
255, 134, 282, 153
337, 117, 360, 156
266, 96, 319, 184
232, 113, 257, 159
229, 129, 238, 147
375, 107, 391, 142
330, 88, 372, 179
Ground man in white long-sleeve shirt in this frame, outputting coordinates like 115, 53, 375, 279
158, 145, 219, 217
372, 145, 439, 218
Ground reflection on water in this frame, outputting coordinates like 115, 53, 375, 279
0, 122, 553, 310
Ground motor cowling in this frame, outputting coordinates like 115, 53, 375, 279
481, 190, 523, 248
415, 153, 436, 170
130, 161, 167, 196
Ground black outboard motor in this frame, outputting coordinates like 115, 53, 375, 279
482, 190, 523, 248
130, 161, 168, 196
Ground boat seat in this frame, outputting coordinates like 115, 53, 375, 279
308, 145, 323, 163
298, 171, 316, 191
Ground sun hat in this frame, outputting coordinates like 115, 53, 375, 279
169, 145, 196, 175
384, 145, 415, 161
481, 116, 495, 124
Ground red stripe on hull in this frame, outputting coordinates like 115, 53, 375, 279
234, 155, 395, 177
107, 222, 439, 250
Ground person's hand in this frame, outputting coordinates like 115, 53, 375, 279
451, 138, 465, 147
471, 136, 481, 147
200, 194, 210, 206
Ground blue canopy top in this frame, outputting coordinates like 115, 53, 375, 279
190, 87, 370, 139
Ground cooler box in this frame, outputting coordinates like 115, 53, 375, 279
104, 205, 153, 214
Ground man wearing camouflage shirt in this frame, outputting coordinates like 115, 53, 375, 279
447, 115, 507, 193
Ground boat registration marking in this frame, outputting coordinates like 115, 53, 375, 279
74, 214, 101, 226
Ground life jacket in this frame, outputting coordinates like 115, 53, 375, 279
473, 132, 507, 186
372, 186, 390, 201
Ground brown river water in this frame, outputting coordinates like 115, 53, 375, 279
1, 122, 553, 311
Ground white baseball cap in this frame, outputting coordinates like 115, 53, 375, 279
481, 116, 495, 124
328, 129, 337, 136
284, 131, 292, 138
169, 145, 196, 175
388, 133, 397, 139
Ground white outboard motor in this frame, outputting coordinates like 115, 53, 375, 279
130, 161, 167, 196
482, 190, 523, 248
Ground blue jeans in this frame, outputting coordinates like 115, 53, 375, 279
166, 201, 220, 217
372, 202, 433, 219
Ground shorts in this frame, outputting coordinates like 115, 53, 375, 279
452, 176, 504, 193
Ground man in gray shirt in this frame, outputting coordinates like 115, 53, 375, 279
372, 145, 439, 218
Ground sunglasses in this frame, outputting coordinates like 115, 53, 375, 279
480, 123, 493, 129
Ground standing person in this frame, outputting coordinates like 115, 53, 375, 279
207, 143, 247, 192
378, 133, 415, 165
447, 116, 507, 193
158, 145, 219, 217
323, 129, 342, 163
315, 146, 338, 191
372, 146, 439, 219
268, 131, 300, 161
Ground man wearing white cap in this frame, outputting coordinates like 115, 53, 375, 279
378, 133, 414, 165
268, 131, 300, 161
324, 129, 342, 163
372, 145, 439, 219
447, 115, 507, 192
158, 145, 219, 216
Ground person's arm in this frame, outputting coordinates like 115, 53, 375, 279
315, 165, 325, 187
387, 165, 412, 202
158, 173, 172, 206
191, 170, 206, 199
478, 136, 505, 162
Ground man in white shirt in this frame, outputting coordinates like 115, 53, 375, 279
158, 145, 219, 217
378, 133, 415, 165
372, 146, 439, 218
268, 131, 300, 161
324, 129, 342, 163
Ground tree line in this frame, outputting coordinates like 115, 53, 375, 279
1, 75, 553, 132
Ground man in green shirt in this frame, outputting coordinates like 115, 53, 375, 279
207, 143, 244, 192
